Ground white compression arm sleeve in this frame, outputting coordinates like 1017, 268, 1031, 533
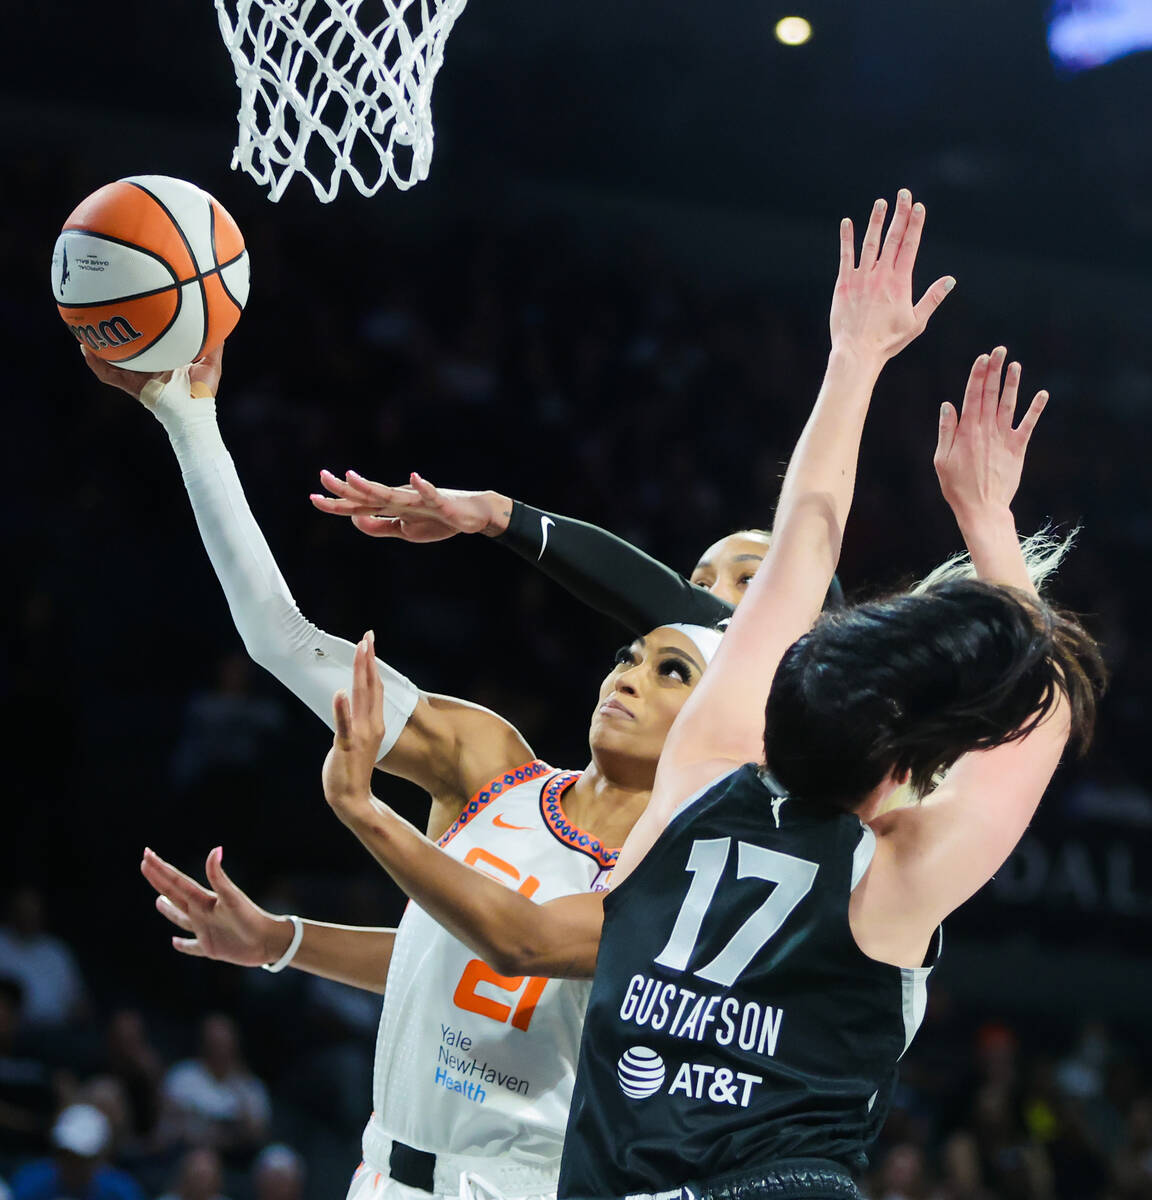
140, 368, 418, 758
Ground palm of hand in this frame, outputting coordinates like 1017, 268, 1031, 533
81, 344, 223, 401
322, 474, 492, 542
939, 412, 1019, 506
321, 743, 356, 808
141, 847, 277, 968
398, 515, 459, 542
829, 274, 920, 360
323, 631, 386, 819
934, 350, 1047, 515
828, 192, 953, 363
352, 511, 459, 542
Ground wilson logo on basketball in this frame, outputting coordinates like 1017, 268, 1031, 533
67, 317, 144, 351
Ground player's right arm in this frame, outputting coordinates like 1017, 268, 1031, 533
140, 846, 397, 993
322, 632, 605, 979
614, 193, 956, 884
312, 472, 733, 633
81, 349, 531, 840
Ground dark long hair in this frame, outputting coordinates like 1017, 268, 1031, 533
763, 579, 1106, 812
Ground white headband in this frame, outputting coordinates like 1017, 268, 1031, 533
664, 622, 725, 667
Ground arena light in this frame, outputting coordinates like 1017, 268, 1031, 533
1048, 0, 1152, 72
774, 16, 812, 46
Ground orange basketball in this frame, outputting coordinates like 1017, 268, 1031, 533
51, 175, 250, 372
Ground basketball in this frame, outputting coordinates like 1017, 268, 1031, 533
51, 175, 250, 372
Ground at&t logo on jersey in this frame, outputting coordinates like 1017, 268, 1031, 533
616, 1046, 762, 1109
617, 1047, 665, 1098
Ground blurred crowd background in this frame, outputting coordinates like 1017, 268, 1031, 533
3, 1, 1151, 1197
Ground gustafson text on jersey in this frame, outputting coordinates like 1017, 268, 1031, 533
618, 973, 784, 1057
435, 1024, 531, 1102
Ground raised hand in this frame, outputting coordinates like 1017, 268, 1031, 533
323, 631, 388, 823
934, 347, 1048, 521
140, 846, 290, 966
80, 343, 224, 403
830, 189, 955, 365
310, 471, 508, 542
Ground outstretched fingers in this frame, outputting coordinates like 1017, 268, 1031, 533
859, 198, 888, 269
156, 894, 195, 931
893, 200, 927, 275
353, 631, 383, 728
332, 688, 353, 745
141, 848, 214, 913
1013, 389, 1049, 448
203, 845, 241, 903
878, 189, 913, 267
959, 353, 991, 423
312, 472, 428, 519
318, 468, 357, 498
351, 514, 406, 539
409, 473, 444, 507
911, 275, 956, 331
343, 472, 419, 509
934, 400, 959, 468
310, 470, 362, 514
997, 360, 1022, 433
982, 347, 1008, 419
309, 493, 348, 515
838, 217, 855, 278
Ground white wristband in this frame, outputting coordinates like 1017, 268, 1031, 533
261, 915, 304, 973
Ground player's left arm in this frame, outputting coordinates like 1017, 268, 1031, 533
613, 194, 955, 884
862, 351, 1090, 948
313, 472, 734, 634
80, 349, 534, 842
322, 631, 605, 979
80, 346, 424, 767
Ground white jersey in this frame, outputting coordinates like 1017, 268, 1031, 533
362, 760, 617, 1188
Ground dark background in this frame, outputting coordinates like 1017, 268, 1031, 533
1, 1, 1151, 1197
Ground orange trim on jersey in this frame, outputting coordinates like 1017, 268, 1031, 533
539, 771, 619, 869
436, 759, 553, 848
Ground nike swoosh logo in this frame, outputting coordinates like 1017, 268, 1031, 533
538, 515, 555, 560
492, 813, 532, 831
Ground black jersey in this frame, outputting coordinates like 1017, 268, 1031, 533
558, 764, 940, 1198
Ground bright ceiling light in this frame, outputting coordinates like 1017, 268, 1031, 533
775, 16, 812, 46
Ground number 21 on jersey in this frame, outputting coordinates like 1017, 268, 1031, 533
655, 837, 818, 988
452, 846, 549, 1032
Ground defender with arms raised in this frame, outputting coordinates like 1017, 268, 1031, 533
313, 194, 1103, 1200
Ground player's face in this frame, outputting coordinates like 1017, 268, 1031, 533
690, 532, 771, 606
589, 626, 704, 769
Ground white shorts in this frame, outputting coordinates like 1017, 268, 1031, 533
346, 1160, 556, 1200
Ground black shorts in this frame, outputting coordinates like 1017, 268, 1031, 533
602, 1158, 862, 1200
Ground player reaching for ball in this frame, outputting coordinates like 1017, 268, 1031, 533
300, 194, 1104, 1198
310, 472, 845, 624
82, 343, 729, 1200
310, 470, 1069, 661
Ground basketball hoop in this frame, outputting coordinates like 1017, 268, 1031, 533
213, 0, 470, 202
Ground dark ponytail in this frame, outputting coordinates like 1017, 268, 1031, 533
763, 580, 1106, 812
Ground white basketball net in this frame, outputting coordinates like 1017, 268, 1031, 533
214, 0, 469, 202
